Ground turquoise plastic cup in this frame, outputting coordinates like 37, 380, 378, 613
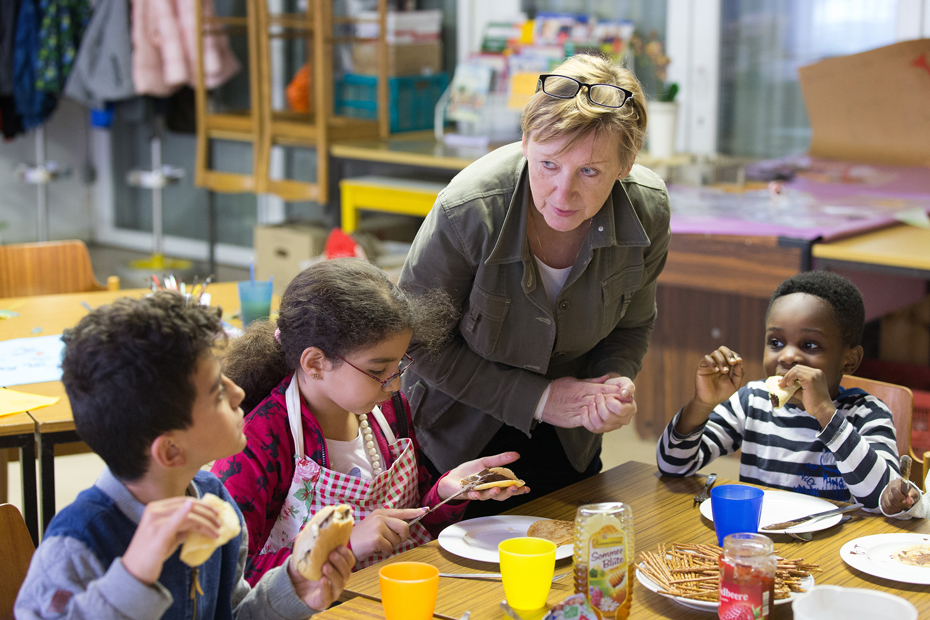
237, 280, 273, 326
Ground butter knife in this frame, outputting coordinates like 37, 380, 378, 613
760, 502, 863, 531
407, 482, 479, 527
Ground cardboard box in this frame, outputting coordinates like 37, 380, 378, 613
351, 41, 442, 76
254, 223, 328, 296
799, 39, 930, 166
355, 10, 442, 44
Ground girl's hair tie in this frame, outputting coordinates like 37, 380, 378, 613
274, 328, 281, 343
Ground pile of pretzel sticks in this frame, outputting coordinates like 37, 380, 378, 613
638, 543, 820, 602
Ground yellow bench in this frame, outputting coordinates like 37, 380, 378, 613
339, 176, 445, 233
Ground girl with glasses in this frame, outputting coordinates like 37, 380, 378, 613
212, 258, 529, 585
399, 53, 670, 517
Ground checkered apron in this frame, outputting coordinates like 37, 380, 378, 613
260, 375, 432, 569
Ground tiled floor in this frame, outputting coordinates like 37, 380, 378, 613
4, 244, 740, 522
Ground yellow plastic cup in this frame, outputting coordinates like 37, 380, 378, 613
378, 562, 439, 620
499, 537, 557, 610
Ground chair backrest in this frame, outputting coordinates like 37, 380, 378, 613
0, 504, 35, 619
0, 240, 106, 297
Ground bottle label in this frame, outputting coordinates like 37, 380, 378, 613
718, 560, 774, 620
586, 526, 628, 616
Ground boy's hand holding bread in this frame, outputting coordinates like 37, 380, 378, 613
288, 504, 357, 609
773, 365, 836, 428
123, 495, 233, 586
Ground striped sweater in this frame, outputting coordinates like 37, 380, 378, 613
656, 381, 900, 509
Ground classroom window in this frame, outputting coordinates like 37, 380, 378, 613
717, 0, 898, 158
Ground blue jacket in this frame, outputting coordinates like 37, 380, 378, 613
15, 469, 317, 620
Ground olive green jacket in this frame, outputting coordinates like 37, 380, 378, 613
399, 142, 671, 472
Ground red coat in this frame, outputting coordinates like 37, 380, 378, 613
211, 374, 466, 585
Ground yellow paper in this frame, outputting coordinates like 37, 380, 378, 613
508, 72, 539, 110
0, 387, 59, 417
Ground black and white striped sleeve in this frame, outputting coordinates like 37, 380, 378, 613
820, 394, 900, 510
656, 390, 746, 477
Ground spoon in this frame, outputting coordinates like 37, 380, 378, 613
785, 514, 851, 542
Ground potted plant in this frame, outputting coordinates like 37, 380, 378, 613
632, 31, 679, 158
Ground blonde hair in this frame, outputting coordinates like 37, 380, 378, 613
521, 54, 647, 170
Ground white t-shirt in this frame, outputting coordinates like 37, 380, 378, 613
325, 427, 384, 480
534, 256, 572, 315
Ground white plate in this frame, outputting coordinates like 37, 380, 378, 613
840, 533, 930, 585
437, 516, 574, 564
700, 489, 844, 534
635, 563, 813, 612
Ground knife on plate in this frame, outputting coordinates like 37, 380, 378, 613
760, 502, 864, 531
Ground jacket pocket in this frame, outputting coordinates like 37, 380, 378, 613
601, 265, 643, 331
461, 286, 511, 357
407, 379, 457, 430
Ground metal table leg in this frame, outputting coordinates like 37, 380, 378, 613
0, 433, 39, 546
36, 429, 81, 538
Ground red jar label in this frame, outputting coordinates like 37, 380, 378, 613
718, 559, 774, 620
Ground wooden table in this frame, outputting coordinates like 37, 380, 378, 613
812, 223, 930, 279
341, 461, 930, 619
0, 283, 243, 536
315, 597, 444, 620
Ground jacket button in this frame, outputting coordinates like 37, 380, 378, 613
559, 300, 570, 311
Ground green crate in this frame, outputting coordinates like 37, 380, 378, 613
334, 73, 449, 133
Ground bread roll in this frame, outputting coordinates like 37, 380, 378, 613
291, 505, 355, 580
527, 519, 574, 547
765, 375, 800, 408
180, 493, 242, 567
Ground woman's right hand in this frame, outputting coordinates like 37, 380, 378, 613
541, 376, 631, 433
693, 346, 743, 408
349, 508, 424, 558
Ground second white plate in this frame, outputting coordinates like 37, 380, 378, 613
840, 533, 930, 585
700, 489, 844, 534
438, 516, 574, 563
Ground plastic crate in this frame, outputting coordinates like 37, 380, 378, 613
334, 73, 449, 133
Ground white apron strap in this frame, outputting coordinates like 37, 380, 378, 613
284, 373, 306, 459
369, 405, 396, 445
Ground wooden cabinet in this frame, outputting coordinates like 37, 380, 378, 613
194, 0, 391, 203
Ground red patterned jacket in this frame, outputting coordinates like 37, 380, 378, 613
211, 373, 466, 585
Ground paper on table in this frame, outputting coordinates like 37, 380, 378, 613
0, 387, 59, 417
0, 335, 65, 387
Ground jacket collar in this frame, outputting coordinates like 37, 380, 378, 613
486, 159, 651, 268
96, 467, 202, 525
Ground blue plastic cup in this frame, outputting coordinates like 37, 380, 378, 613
710, 485, 764, 546
237, 280, 273, 326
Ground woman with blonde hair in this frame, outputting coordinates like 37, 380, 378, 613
399, 53, 671, 515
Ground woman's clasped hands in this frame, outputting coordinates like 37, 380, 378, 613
543, 374, 637, 433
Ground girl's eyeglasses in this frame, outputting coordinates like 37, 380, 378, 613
536, 74, 634, 109
337, 353, 415, 389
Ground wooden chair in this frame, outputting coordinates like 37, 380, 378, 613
0, 504, 36, 619
0, 240, 111, 504
842, 374, 927, 490
0, 240, 106, 298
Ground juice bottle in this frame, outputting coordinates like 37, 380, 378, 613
573, 502, 634, 620
718, 533, 776, 620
